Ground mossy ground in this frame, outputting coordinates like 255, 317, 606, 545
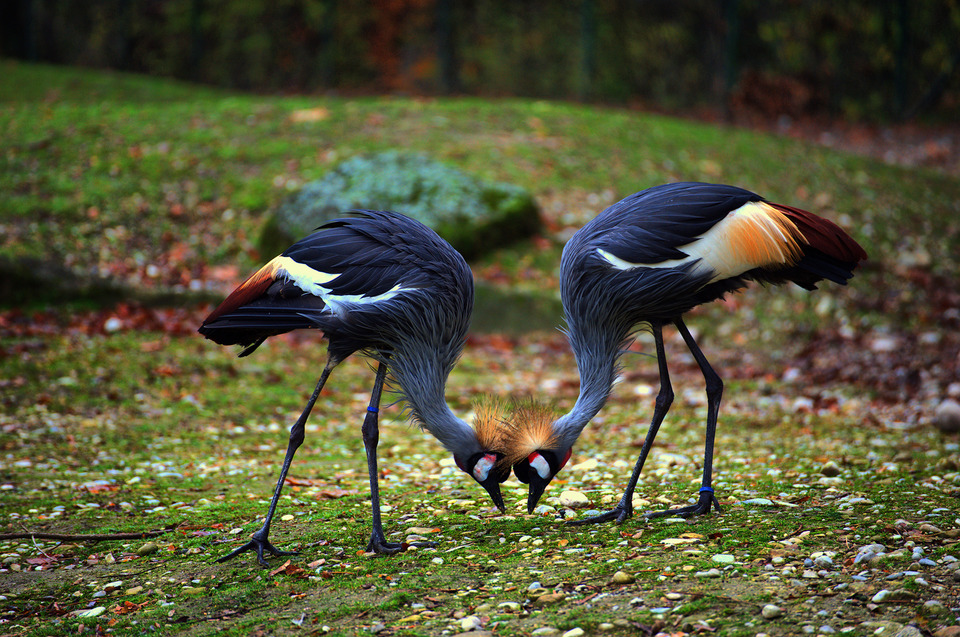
2, 332, 958, 635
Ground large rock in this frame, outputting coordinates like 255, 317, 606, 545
259, 151, 541, 260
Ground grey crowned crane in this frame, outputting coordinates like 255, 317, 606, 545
504, 182, 868, 522
199, 210, 509, 566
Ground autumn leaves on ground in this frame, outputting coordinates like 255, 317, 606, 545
2, 62, 960, 636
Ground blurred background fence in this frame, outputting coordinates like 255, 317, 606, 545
3, 0, 958, 121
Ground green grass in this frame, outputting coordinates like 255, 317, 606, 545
6, 332, 956, 635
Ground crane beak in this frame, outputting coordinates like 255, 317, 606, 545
458, 452, 509, 513
514, 449, 570, 513
526, 473, 551, 513
479, 475, 506, 512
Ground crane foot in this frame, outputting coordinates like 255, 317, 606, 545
567, 501, 633, 526
643, 489, 722, 520
366, 532, 436, 555
216, 537, 298, 568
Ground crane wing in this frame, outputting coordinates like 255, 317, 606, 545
593, 183, 796, 278
581, 182, 865, 292
203, 211, 429, 326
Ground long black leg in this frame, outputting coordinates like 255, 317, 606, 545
362, 360, 402, 554
217, 357, 339, 567
362, 359, 437, 554
570, 322, 674, 525
645, 317, 722, 518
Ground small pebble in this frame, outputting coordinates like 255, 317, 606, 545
137, 542, 159, 556
610, 570, 634, 584
531, 628, 560, 636
598, 624, 615, 632
935, 399, 960, 433
712, 554, 735, 564
559, 490, 590, 508
871, 589, 892, 603
761, 604, 783, 619
73, 607, 106, 618
571, 458, 599, 471
695, 568, 722, 578
820, 461, 841, 477
534, 593, 566, 606
459, 615, 482, 631
406, 527, 439, 535
562, 629, 585, 637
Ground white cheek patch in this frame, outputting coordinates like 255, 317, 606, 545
529, 453, 551, 479
473, 454, 495, 481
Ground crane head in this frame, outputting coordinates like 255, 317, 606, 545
498, 400, 569, 513
512, 447, 572, 513
455, 451, 510, 512
453, 397, 514, 512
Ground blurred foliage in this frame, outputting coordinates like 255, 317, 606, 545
260, 151, 540, 260
3, 0, 958, 121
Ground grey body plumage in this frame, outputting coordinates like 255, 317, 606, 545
511, 182, 867, 522
200, 210, 508, 565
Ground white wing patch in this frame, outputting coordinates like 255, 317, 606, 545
597, 201, 804, 283
274, 255, 412, 315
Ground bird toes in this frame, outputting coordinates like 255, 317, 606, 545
365, 538, 404, 554
644, 490, 721, 520
216, 538, 299, 567
566, 502, 633, 526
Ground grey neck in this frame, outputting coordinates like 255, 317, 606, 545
389, 350, 482, 459
553, 323, 621, 449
